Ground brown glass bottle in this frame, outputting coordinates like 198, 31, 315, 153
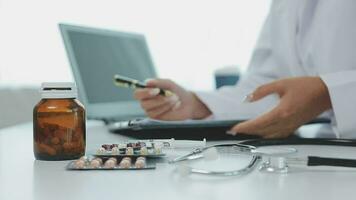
33, 83, 86, 160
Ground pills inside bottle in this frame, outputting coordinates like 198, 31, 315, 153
33, 82, 86, 160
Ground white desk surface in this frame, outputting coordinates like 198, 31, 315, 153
1, 121, 356, 200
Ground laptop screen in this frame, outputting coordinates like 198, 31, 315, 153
60, 24, 157, 119
66, 29, 156, 104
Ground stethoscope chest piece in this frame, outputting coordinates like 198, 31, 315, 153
252, 146, 298, 173
259, 156, 289, 173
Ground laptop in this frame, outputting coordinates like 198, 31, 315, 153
59, 23, 155, 122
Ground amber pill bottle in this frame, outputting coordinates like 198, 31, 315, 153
33, 82, 86, 160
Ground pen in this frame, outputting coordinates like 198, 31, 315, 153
113, 74, 174, 97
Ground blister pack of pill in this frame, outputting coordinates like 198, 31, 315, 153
67, 156, 155, 170
93, 142, 165, 158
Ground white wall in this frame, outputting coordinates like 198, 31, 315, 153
0, 0, 271, 90
0, 86, 40, 128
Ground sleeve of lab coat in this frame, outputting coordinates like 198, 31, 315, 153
195, 12, 281, 120
312, 1, 356, 138
321, 71, 356, 138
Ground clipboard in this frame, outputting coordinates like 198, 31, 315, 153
107, 118, 331, 141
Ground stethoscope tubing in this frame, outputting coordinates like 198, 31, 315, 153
169, 143, 256, 163
239, 138, 356, 147
189, 155, 262, 176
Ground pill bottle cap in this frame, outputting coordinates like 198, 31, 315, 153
40, 82, 78, 99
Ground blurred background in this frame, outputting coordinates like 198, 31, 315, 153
0, 0, 271, 127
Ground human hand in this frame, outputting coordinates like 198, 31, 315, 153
227, 77, 332, 138
134, 79, 211, 120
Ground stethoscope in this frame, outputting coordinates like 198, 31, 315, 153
170, 143, 262, 176
170, 138, 356, 176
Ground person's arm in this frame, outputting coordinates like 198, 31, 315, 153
227, 76, 332, 138
308, 1, 356, 138
133, 7, 283, 121
229, 1, 356, 138
133, 78, 209, 120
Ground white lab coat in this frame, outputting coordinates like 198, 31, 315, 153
196, 0, 356, 138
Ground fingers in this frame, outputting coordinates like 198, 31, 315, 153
227, 119, 292, 138
134, 78, 178, 100
146, 99, 181, 118
135, 88, 181, 118
145, 79, 176, 90
133, 78, 183, 119
231, 80, 285, 136
263, 131, 288, 139
245, 81, 284, 102
141, 95, 179, 111
134, 88, 161, 100
227, 106, 298, 138
227, 107, 281, 135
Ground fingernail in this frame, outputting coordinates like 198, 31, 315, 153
172, 101, 181, 111
242, 93, 253, 103
226, 130, 236, 135
149, 88, 160, 96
